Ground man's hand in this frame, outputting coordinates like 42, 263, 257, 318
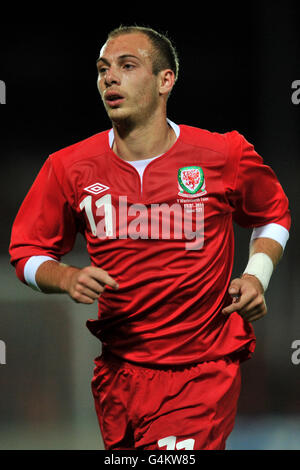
63, 266, 119, 304
36, 261, 119, 304
222, 274, 267, 323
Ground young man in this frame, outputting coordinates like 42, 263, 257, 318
9, 26, 291, 450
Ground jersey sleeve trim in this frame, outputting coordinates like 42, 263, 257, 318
251, 223, 289, 250
24, 255, 58, 291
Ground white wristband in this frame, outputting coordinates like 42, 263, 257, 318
243, 252, 274, 292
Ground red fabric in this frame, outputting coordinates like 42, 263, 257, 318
91, 351, 241, 450
9, 125, 291, 366
14, 257, 30, 283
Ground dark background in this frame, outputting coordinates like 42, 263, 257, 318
0, 2, 300, 449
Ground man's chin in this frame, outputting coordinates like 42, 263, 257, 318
107, 108, 135, 127
107, 107, 129, 122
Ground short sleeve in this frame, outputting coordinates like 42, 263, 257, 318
9, 156, 82, 282
224, 131, 291, 230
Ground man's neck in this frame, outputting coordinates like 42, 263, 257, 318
111, 113, 177, 162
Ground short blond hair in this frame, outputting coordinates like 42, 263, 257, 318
107, 25, 179, 83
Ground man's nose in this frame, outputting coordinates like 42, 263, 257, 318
105, 67, 121, 86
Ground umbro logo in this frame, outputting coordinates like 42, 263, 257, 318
84, 182, 110, 195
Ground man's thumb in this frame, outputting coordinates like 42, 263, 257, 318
228, 279, 242, 295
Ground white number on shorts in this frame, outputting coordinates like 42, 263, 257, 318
158, 435, 195, 450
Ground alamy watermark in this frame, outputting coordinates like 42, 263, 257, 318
80, 195, 205, 251
0, 80, 6, 104
291, 80, 300, 105
291, 340, 300, 365
0, 340, 6, 365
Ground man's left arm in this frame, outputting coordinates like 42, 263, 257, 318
222, 237, 283, 322
222, 131, 291, 323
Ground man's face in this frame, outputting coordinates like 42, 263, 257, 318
97, 33, 161, 124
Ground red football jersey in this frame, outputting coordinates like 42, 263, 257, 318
9, 125, 291, 366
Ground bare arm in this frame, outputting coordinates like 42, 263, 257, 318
222, 237, 283, 322
35, 261, 119, 304
248, 237, 283, 267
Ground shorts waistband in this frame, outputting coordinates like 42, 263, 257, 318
98, 348, 240, 373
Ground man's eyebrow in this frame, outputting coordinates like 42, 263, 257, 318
118, 54, 141, 61
96, 54, 141, 66
96, 57, 110, 66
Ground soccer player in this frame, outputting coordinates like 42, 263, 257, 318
9, 26, 291, 450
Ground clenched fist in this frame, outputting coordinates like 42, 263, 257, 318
222, 274, 267, 323
35, 260, 119, 304
64, 266, 119, 304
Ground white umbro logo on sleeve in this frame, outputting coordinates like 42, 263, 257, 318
84, 183, 110, 195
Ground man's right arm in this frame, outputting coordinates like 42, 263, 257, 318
35, 260, 119, 304
10, 156, 118, 304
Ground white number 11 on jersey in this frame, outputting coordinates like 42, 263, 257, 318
80, 194, 114, 237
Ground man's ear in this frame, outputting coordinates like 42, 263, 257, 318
158, 69, 175, 96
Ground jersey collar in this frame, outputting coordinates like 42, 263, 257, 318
108, 119, 180, 149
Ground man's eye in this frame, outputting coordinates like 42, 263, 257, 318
123, 64, 134, 70
98, 67, 108, 74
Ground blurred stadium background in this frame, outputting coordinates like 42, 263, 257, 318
1, 3, 300, 450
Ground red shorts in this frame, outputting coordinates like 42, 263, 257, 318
91, 352, 241, 450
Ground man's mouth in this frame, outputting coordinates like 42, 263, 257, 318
105, 92, 125, 107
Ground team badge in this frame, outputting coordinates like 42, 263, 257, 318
178, 166, 207, 198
